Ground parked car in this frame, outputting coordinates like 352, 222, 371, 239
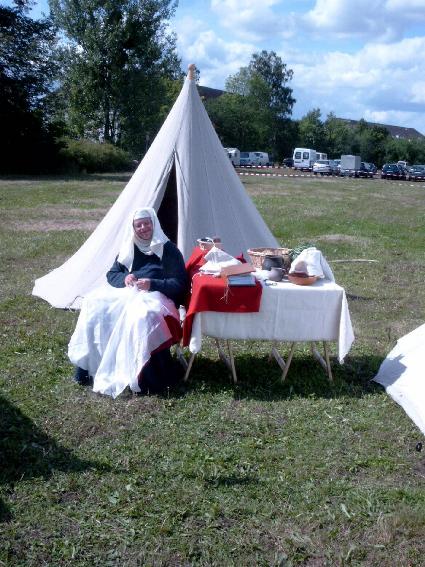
252, 151, 271, 166
240, 151, 253, 166
398, 164, 408, 179
312, 160, 332, 175
328, 159, 340, 175
358, 162, 374, 178
406, 164, 425, 181
224, 147, 240, 166
369, 163, 377, 174
381, 163, 404, 179
332, 159, 341, 174
282, 157, 293, 168
240, 151, 270, 166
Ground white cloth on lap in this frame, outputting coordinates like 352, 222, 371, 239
68, 285, 179, 398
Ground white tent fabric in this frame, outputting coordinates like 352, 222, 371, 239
32, 66, 278, 309
373, 323, 425, 435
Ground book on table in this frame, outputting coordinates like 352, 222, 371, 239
227, 274, 256, 286
220, 262, 255, 277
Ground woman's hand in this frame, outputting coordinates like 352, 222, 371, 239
136, 278, 151, 291
124, 274, 137, 287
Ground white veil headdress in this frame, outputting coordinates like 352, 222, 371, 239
117, 208, 169, 270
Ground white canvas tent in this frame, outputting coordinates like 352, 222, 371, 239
32, 65, 278, 309
374, 324, 425, 435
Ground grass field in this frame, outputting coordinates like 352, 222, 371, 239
1, 173, 424, 566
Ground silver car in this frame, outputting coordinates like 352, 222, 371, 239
313, 160, 332, 175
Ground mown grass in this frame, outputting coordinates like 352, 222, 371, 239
1, 173, 425, 566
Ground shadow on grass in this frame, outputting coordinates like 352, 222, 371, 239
179, 352, 384, 402
0, 394, 110, 523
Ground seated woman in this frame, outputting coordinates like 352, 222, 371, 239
68, 208, 188, 398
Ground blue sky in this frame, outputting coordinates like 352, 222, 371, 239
8, 0, 425, 134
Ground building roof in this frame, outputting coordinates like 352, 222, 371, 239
337, 118, 424, 140
197, 85, 225, 100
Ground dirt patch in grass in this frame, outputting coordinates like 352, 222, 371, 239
6, 207, 109, 232
317, 234, 372, 245
15, 219, 99, 232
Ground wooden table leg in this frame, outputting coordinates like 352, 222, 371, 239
227, 340, 237, 384
323, 341, 333, 381
311, 342, 333, 381
183, 352, 196, 382
215, 339, 238, 383
271, 342, 297, 382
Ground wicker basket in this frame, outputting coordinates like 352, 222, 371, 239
247, 247, 292, 270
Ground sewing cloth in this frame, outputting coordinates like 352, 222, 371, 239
68, 285, 180, 398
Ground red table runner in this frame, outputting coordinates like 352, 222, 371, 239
182, 248, 262, 346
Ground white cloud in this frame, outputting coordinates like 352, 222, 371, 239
210, 0, 286, 41
287, 36, 425, 132
303, 0, 425, 42
173, 16, 256, 87
410, 81, 425, 104
386, 0, 425, 9
171, 3, 425, 134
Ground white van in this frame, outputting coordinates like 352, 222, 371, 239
240, 151, 270, 166
292, 148, 317, 170
317, 152, 328, 161
240, 151, 255, 166
224, 147, 240, 166
252, 151, 270, 166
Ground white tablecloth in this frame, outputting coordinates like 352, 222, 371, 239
189, 279, 354, 363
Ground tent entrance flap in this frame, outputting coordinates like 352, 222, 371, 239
158, 159, 178, 244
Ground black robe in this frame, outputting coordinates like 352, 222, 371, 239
106, 241, 188, 308
106, 241, 188, 394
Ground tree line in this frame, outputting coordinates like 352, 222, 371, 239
205, 65, 425, 167
2, 0, 425, 174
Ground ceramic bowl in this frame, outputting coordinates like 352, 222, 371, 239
267, 267, 284, 282
288, 274, 318, 286
197, 238, 222, 251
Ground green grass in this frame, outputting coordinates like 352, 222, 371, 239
1, 173, 425, 566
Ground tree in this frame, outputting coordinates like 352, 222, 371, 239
248, 51, 296, 119
49, 0, 182, 156
323, 113, 352, 157
206, 92, 264, 150
297, 109, 326, 151
0, 1, 61, 172
356, 123, 389, 165
206, 50, 295, 159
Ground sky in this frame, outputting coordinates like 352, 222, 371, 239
9, 0, 425, 134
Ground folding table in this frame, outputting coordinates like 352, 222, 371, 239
181, 277, 354, 383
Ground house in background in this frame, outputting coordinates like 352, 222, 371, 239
336, 118, 424, 141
